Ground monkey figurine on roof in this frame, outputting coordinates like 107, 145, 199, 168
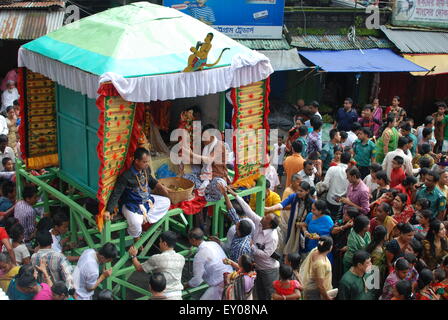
183, 33, 229, 72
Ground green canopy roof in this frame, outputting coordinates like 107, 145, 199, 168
22, 2, 254, 77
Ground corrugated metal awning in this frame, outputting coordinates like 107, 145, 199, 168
259, 49, 308, 71
0, 9, 65, 40
291, 35, 393, 50
380, 26, 448, 54
0, 1, 64, 9
236, 38, 291, 50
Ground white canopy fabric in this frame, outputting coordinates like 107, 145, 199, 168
258, 49, 309, 72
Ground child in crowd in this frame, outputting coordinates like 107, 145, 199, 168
390, 156, 406, 188
8, 223, 30, 265
223, 254, 257, 300
2, 157, 13, 172
51, 281, 75, 300
148, 272, 167, 300
371, 170, 390, 202
364, 163, 382, 195
392, 280, 414, 300
285, 253, 301, 283
329, 145, 343, 167
272, 264, 302, 300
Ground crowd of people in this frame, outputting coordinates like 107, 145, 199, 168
1, 92, 448, 301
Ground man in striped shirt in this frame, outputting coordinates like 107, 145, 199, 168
186, 0, 216, 25
14, 185, 39, 243
31, 230, 75, 290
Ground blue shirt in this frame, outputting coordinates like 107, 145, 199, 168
304, 212, 334, 252
119, 166, 156, 215
0, 196, 13, 212
226, 208, 252, 262
187, 2, 216, 24
296, 136, 308, 158
7, 279, 35, 300
336, 108, 358, 132
405, 133, 418, 157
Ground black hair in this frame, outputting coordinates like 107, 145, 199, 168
202, 123, 216, 134
340, 131, 348, 140
404, 252, 417, 265
346, 207, 361, 219
371, 163, 382, 173
400, 122, 412, 132
393, 96, 400, 102
341, 152, 351, 164
134, 147, 150, 161
240, 254, 256, 273
9, 223, 25, 243
426, 170, 440, 182
443, 255, 448, 266
270, 215, 279, 229
1, 180, 15, 197
287, 253, 301, 270
415, 198, 430, 210
353, 215, 370, 234
188, 228, 204, 241
1, 157, 12, 167
279, 264, 293, 281
344, 97, 353, 104
98, 242, 119, 260
395, 193, 408, 206
362, 105, 373, 112
53, 210, 69, 227
422, 127, 432, 140
36, 216, 54, 232
310, 101, 320, 108
299, 180, 316, 197
434, 268, 446, 282
5, 106, 14, 114
375, 170, 389, 185
160, 231, 178, 248
206, 32, 214, 40
417, 268, 433, 290
149, 272, 166, 293
394, 258, 410, 271
329, 129, 339, 140
310, 116, 323, 131
410, 237, 423, 258
3, 216, 18, 235
238, 220, 252, 238
352, 250, 370, 267
397, 136, 409, 149
52, 281, 76, 297
393, 155, 404, 165
425, 219, 448, 256
360, 127, 371, 137
307, 151, 320, 161
36, 230, 53, 247
333, 144, 343, 154
419, 143, 431, 155
303, 159, 313, 168
17, 272, 37, 289
436, 101, 447, 109
313, 199, 330, 215
97, 289, 114, 300
395, 280, 413, 300
419, 209, 433, 221
352, 122, 362, 132
292, 140, 303, 154
419, 158, 431, 170
397, 222, 415, 235
347, 167, 361, 179
402, 175, 417, 186
22, 185, 37, 200
423, 115, 434, 126
13, 100, 19, 106
298, 125, 308, 136
0, 134, 8, 143
378, 202, 393, 216
366, 225, 387, 254
378, 114, 396, 137
317, 236, 333, 253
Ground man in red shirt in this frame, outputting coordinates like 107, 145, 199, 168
390, 156, 406, 188
0, 226, 16, 265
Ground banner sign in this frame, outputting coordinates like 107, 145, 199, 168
163, 0, 285, 39
392, 0, 448, 29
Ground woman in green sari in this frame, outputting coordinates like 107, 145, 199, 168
343, 215, 371, 273
375, 114, 400, 164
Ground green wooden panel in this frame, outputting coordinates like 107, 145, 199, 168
87, 130, 100, 191
57, 85, 86, 124
87, 98, 100, 130
58, 116, 88, 185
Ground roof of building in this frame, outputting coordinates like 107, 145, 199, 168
236, 38, 291, 50
380, 25, 448, 54
0, 9, 65, 39
0, 1, 64, 9
290, 34, 393, 50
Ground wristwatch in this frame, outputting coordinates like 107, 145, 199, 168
130, 255, 137, 260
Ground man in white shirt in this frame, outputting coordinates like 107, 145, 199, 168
304, 101, 322, 128
229, 189, 280, 300
184, 228, 233, 300
382, 136, 413, 180
72, 242, 118, 300
341, 122, 361, 148
1, 80, 19, 112
0, 135, 14, 171
298, 160, 317, 187
271, 136, 286, 174
128, 231, 185, 300
320, 152, 351, 219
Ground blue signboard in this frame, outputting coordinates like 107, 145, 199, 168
163, 0, 285, 39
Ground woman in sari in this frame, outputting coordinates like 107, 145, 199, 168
299, 200, 334, 255
222, 254, 257, 300
365, 225, 387, 298
416, 268, 440, 300
385, 96, 406, 123
385, 222, 415, 274
369, 202, 397, 241
342, 215, 371, 273
375, 114, 400, 164
371, 98, 383, 137
299, 236, 333, 300
391, 193, 415, 224
265, 181, 314, 256
422, 219, 448, 270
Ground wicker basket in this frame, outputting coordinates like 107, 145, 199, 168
158, 177, 195, 205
